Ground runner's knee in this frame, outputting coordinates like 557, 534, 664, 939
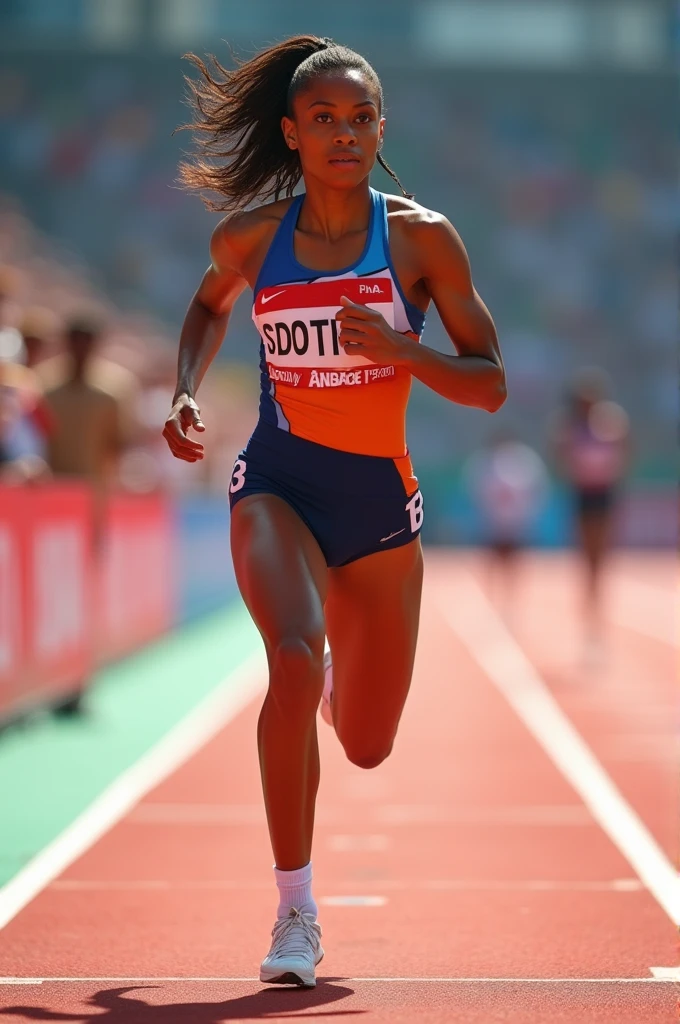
268, 635, 325, 717
343, 739, 394, 771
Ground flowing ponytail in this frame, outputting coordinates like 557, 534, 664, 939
177, 34, 413, 211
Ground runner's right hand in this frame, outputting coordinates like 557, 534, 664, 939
162, 394, 205, 462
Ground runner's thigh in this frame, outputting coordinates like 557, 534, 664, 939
324, 538, 423, 749
230, 493, 328, 655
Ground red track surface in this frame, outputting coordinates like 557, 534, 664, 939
0, 553, 676, 1022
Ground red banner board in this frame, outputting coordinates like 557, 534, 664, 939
0, 486, 175, 723
0, 483, 94, 719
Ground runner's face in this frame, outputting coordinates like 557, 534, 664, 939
283, 71, 385, 189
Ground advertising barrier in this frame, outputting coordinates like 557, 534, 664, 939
0, 485, 236, 725
0, 484, 94, 720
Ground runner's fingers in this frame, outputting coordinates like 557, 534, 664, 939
338, 316, 371, 333
338, 325, 371, 346
337, 296, 378, 319
336, 310, 377, 326
167, 440, 203, 462
163, 420, 205, 455
172, 453, 200, 462
180, 405, 205, 432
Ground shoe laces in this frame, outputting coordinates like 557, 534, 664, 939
269, 908, 320, 959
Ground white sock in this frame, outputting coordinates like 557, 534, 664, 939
274, 861, 318, 920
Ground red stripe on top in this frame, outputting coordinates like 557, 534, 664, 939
253, 277, 393, 315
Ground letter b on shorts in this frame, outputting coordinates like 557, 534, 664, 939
405, 490, 424, 533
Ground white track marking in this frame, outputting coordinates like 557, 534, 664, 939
651, 967, 680, 980
48, 878, 644, 892
130, 802, 593, 826
422, 879, 643, 892
131, 802, 351, 825
377, 804, 591, 825
0, 976, 673, 984
130, 803, 266, 823
609, 578, 678, 647
0, 652, 267, 932
437, 574, 680, 925
328, 834, 391, 852
319, 895, 387, 906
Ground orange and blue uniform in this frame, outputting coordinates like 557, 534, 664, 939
228, 188, 426, 565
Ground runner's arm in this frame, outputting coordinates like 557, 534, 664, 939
402, 215, 506, 412
173, 219, 249, 404
164, 218, 249, 461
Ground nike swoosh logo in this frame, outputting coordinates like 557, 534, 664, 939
260, 290, 287, 305
380, 528, 406, 543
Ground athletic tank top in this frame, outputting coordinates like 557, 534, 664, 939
252, 188, 426, 459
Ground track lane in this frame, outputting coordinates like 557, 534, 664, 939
0, 554, 675, 1022
454, 551, 677, 858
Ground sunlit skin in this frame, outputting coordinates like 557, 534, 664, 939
163, 70, 505, 462
163, 68, 506, 872
281, 70, 385, 197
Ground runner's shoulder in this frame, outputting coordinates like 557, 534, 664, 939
210, 197, 296, 274
384, 193, 467, 263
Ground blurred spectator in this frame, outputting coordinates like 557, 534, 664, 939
0, 49, 674, 537
464, 431, 548, 619
0, 358, 50, 484
0, 263, 25, 363
0, 282, 53, 472
552, 368, 630, 659
43, 316, 126, 500
15, 306, 59, 453
19, 304, 59, 368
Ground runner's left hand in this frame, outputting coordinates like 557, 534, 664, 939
336, 296, 408, 365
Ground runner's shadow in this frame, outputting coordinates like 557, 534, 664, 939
0, 980, 365, 1021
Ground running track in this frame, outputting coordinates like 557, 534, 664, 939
0, 552, 676, 1022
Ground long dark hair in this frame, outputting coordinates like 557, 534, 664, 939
178, 34, 413, 211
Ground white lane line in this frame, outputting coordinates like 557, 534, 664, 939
320, 895, 388, 906
130, 803, 349, 825
130, 803, 266, 824
130, 802, 594, 826
48, 878, 644, 892
328, 834, 391, 852
0, 652, 267, 932
422, 879, 644, 892
609, 578, 678, 647
377, 804, 592, 825
437, 574, 680, 926
651, 967, 680, 980
0, 976, 674, 984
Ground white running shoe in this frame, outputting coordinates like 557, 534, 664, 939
319, 650, 333, 727
259, 907, 324, 987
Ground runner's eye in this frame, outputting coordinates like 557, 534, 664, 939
314, 113, 373, 124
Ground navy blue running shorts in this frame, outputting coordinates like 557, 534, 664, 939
228, 422, 423, 568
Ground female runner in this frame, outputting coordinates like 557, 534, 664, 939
163, 35, 506, 987
553, 368, 630, 658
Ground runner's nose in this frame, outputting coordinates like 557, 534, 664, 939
333, 123, 357, 146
